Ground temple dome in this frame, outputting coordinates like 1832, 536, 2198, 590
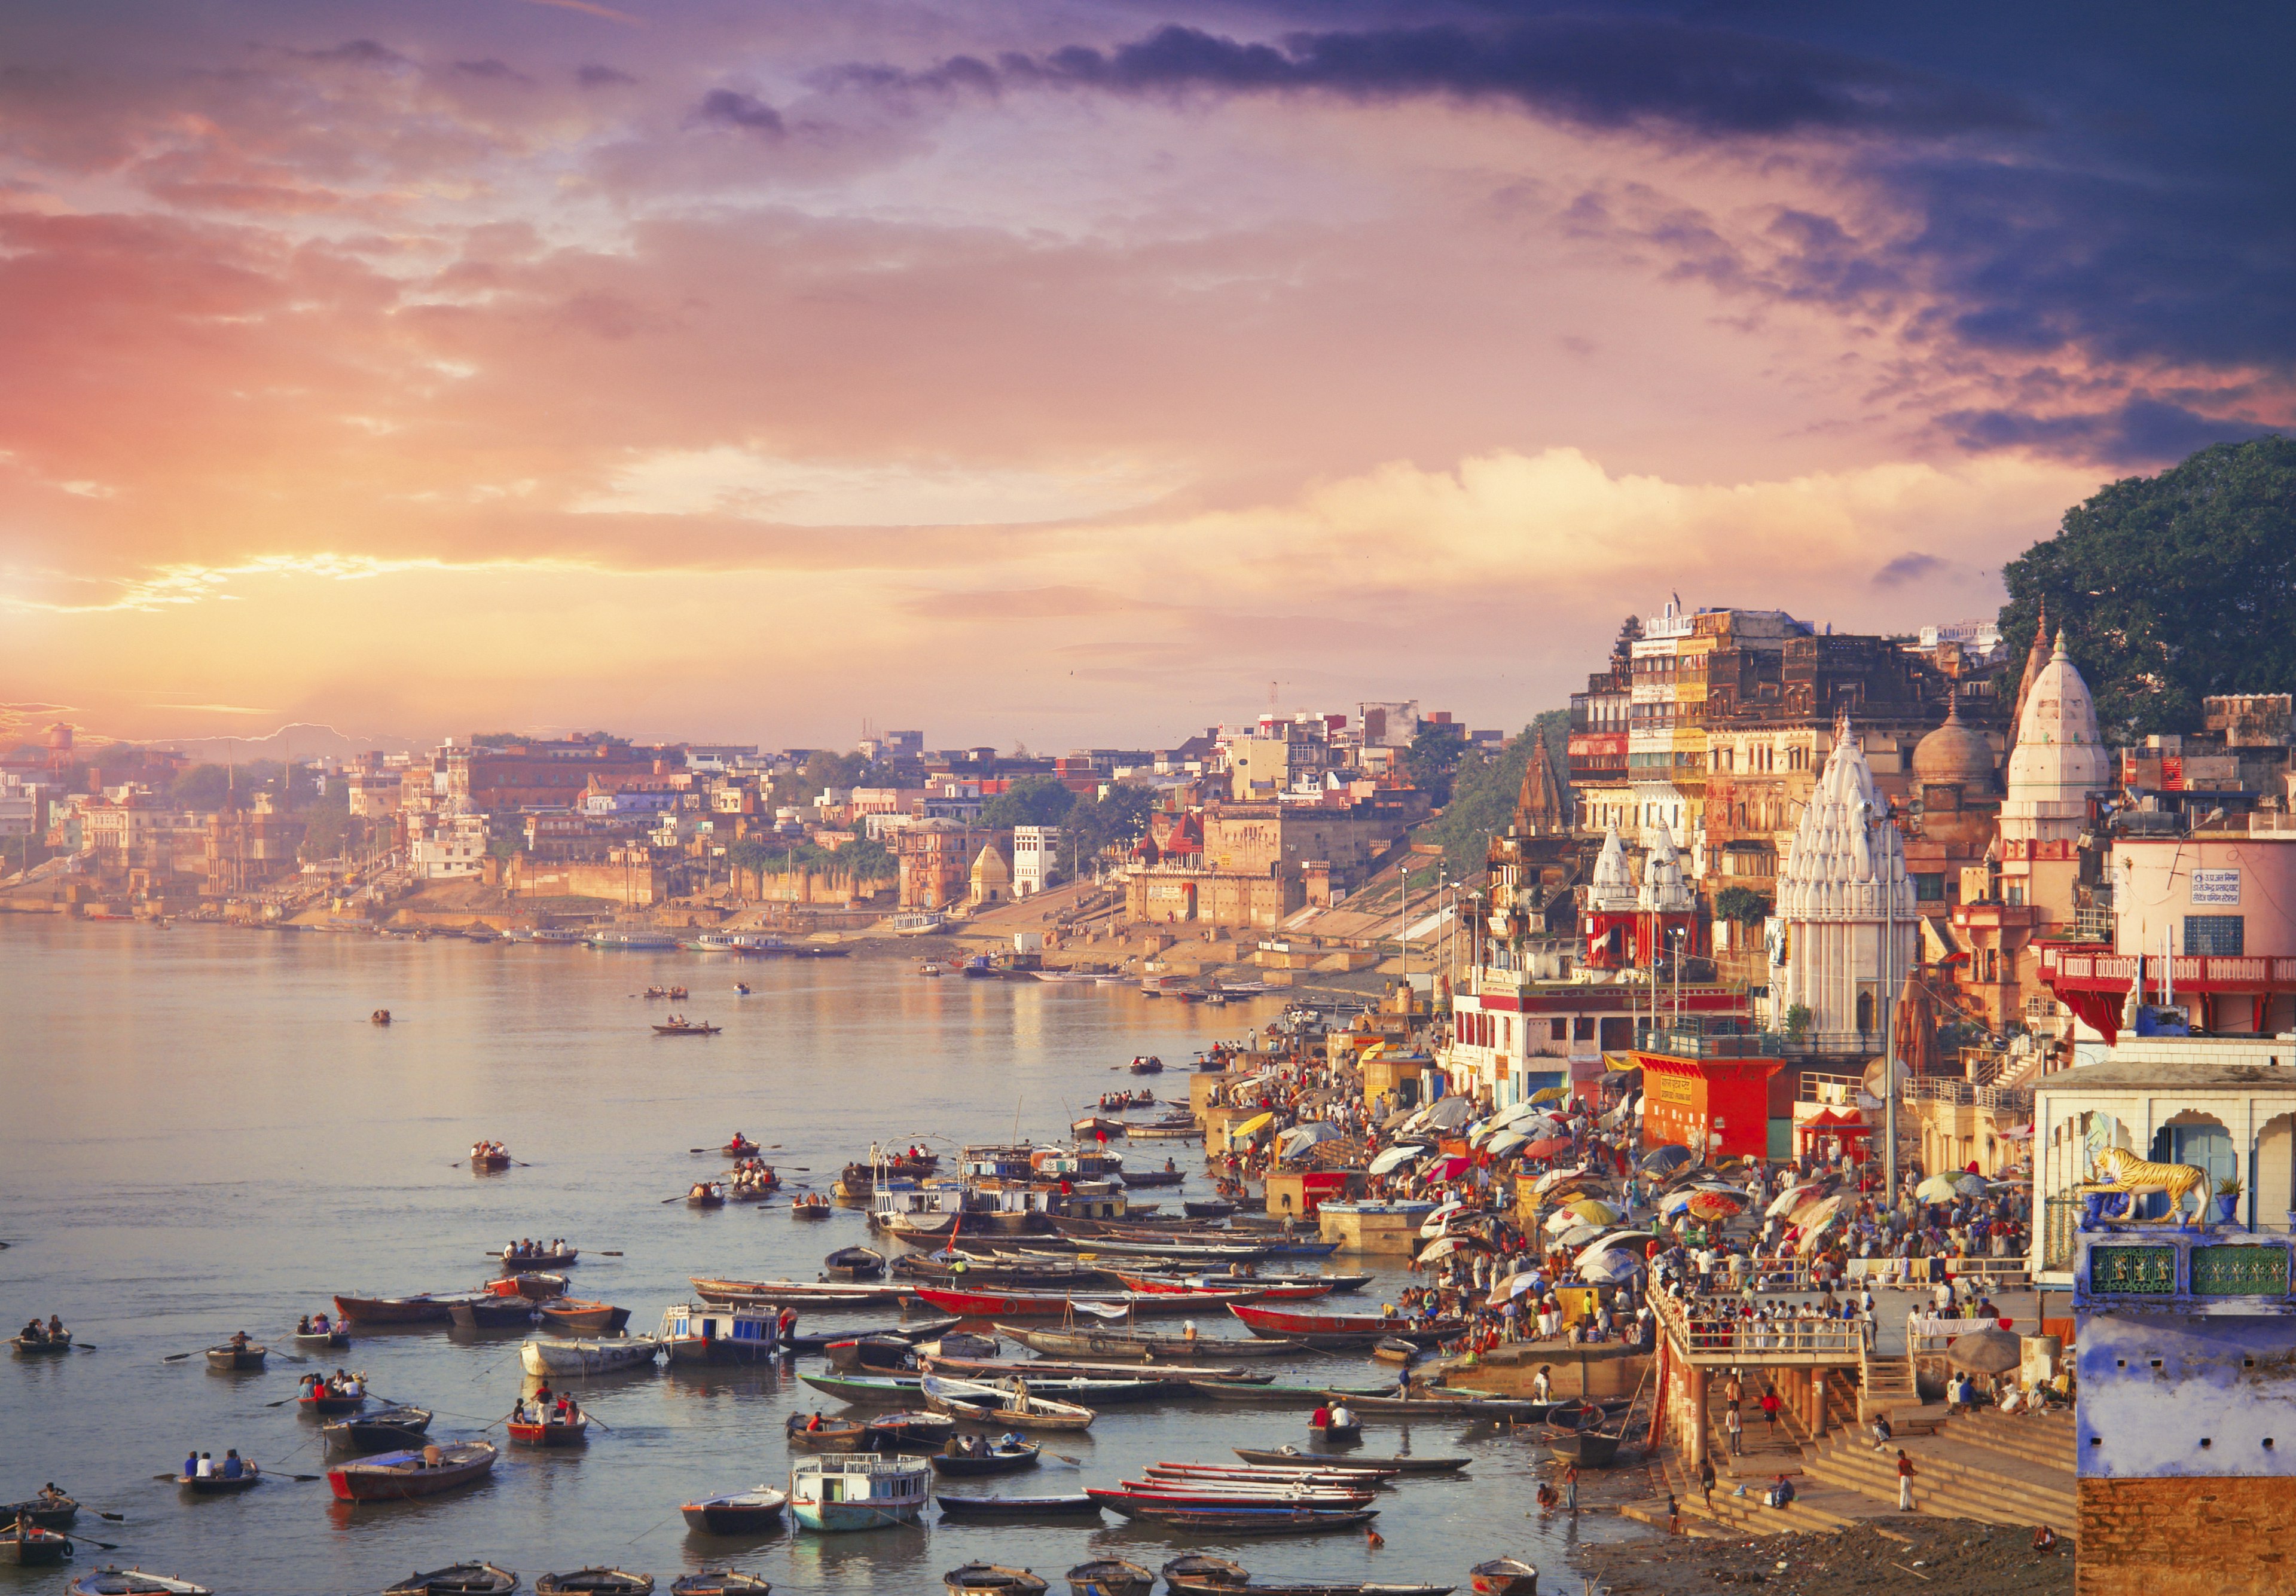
1913, 699, 1996, 790
1638, 823, 1695, 915
1775, 723, 1914, 922
1589, 827, 1636, 912
2005, 632, 2111, 802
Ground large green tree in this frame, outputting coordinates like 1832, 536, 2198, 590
1999, 437, 2296, 738
1419, 712, 1571, 878
980, 774, 1078, 830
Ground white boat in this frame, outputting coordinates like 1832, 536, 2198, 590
689, 932, 741, 952
659, 1302, 780, 1364
588, 930, 679, 950
890, 912, 947, 937
520, 1334, 661, 1377
789, 1453, 931, 1532
532, 928, 585, 944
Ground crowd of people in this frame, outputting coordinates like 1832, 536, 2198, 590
516, 1383, 581, 1426
15, 1314, 66, 1346
298, 1368, 363, 1401
502, 1238, 568, 1261
179, 1448, 254, 1481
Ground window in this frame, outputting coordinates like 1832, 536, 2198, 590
2185, 915, 2245, 956
1912, 873, 1945, 902
1550, 1018, 1568, 1042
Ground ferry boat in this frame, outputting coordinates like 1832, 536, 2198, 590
588, 929, 679, 950
890, 911, 946, 937
658, 1302, 779, 1364
788, 1454, 930, 1532
689, 932, 741, 952
532, 927, 586, 944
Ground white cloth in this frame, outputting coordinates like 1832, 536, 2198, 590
195, 1457, 213, 1478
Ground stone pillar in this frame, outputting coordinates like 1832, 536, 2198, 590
1687, 1366, 1709, 1467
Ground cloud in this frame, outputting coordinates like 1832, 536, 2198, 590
577, 64, 637, 88
860, 20, 2034, 139
1942, 397, 2282, 464
1871, 552, 1946, 588
694, 88, 786, 137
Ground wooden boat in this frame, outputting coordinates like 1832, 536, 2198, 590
1332, 1391, 1607, 1420
68, 1571, 217, 1596
1544, 1400, 1622, 1467
1468, 1558, 1539, 1596
204, 1342, 267, 1371
334, 1292, 471, 1326
1119, 1170, 1185, 1188
508, 1413, 590, 1447
1370, 1338, 1419, 1365
292, 1326, 350, 1350
1094, 1482, 1373, 1511
781, 1316, 960, 1353
915, 1286, 1271, 1319
297, 1386, 367, 1415
691, 1277, 913, 1307
1159, 1557, 1247, 1591
11, 1330, 72, 1356
498, 1248, 581, 1270
1308, 1417, 1362, 1447
923, 1355, 1235, 1389
521, 1334, 660, 1377
1071, 1117, 1127, 1141
0, 1525, 72, 1565
999, 1323, 1309, 1361
660, 1304, 778, 1364
787, 1454, 930, 1532
174, 1466, 262, 1494
668, 1574, 773, 1596
929, 1440, 1040, 1477
825, 1247, 887, 1280
1183, 1200, 1236, 1219
1171, 1583, 1451, 1596
922, 1376, 1095, 1432
934, 1494, 1101, 1522
541, 1299, 632, 1335
472, 1149, 513, 1171
791, 1197, 834, 1220
1228, 1304, 1462, 1350
826, 1336, 918, 1374
451, 1298, 541, 1331
945, 1566, 1046, 1596
326, 1441, 498, 1501
784, 1412, 869, 1451
1065, 1560, 1155, 1596
654, 1022, 721, 1036
1128, 1057, 1164, 1075
688, 1187, 728, 1207
380, 1564, 518, 1594
536, 1571, 654, 1594
863, 1412, 958, 1451
1096, 1500, 1378, 1534
680, 1486, 789, 1534
722, 1138, 762, 1158
1, 1494, 76, 1531
499, 1272, 571, 1301
1232, 1448, 1470, 1473
1146, 1464, 1397, 1486
1110, 1273, 1333, 1301
325, 1404, 435, 1453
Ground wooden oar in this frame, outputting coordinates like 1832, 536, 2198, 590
78, 1534, 126, 1552
161, 1351, 201, 1363
71, 1342, 98, 1352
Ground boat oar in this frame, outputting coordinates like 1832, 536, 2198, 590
596, 1250, 624, 1257
72, 1342, 98, 1352
78, 1535, 127, 1552
584, 1414, 613, 1433
161, 1352, 201, 1363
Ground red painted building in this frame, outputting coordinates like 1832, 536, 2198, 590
1636, 1051, 1784, 1163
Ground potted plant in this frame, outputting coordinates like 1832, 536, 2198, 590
2215, 1175, 2242, 1225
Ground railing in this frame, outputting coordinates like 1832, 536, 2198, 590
1902, 1077, 2032, 1114
1650, 1286, 1871, 1364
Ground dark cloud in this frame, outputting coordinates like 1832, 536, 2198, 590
694, 88, 785, 136
453, 58, 526, 82
1943, 397, 2282, 464
289, 39, 404, 68
856, 20, 2034, 138
1871, 552, 1945, 588
577, 64, 637, 88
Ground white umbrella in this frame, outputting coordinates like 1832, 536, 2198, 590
1766, 1181, 1825, 1219
1425, 1096, 1473, 1132
1419, 1233, 1491, 1262
1579, 1250, 1645, 1285
1533, 1166, 1593, 1197
1485, 1130, 1530, 1157
1550, 1222, 1605, 1249
1419, 1200, 1469, 1238
1576, 1230, 1658, 1264
1367, 1145, 1422, 1176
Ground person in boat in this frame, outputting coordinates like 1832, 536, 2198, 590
1310, 1402, 1333, 1430
19, 1320, 44, 1343
36, 1485, 66, 1510
228, 1330, 251, 1351
194, 1452, 214, 1479
182, 1450, 199, 1481
1327, 1400, 1357, 1430
219, 1449, 245, 1481
297, 1315, 314, 1335
301, 1374, 322, 1399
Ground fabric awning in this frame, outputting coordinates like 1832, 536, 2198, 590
1230, 1111, 1275, 1141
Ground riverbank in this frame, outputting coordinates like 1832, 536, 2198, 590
1575, 1517, 2072, 1596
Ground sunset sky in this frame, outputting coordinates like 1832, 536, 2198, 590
2, 2, 2288, 753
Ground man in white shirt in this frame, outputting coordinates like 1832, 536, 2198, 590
1327, 1400, 1355, 1430
194, 1452, 214, 1479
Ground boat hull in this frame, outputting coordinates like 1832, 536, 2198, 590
933, 1495, 1101, 1522
541, 1301, 631, 1335
335, 1294, 462, 1326
520, 1337, 660, 1378
508, 1418, 590, 1447
326, 1445, 497, 1502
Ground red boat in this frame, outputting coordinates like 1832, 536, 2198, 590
298, 1389, 367, 1415
507, 1415, 590, 1447
1228, 1303, 1464, 1348
913, 1286, 1299, 1319
1112, 1272, 1333, 1300
326, 1441, 498, 1501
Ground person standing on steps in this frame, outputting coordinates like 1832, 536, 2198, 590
1725, 1404, 1744, 1456
1896, 1448, 1918, 1511
1698, 1455, 1716, 1512
1564, 1462, 1580, 1514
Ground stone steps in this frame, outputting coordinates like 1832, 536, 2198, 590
1946, 1410, 2077, 1472
1658, 1448, 1866, 1537
1803, 1431, 2077, 1533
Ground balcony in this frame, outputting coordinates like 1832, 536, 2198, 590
2041, 948, 2296, 993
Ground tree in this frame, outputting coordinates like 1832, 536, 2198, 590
1403, 721, 1471, 805
981, 775, 1077, 830
1061, 785, 1155, 871
172, 765, 231, 808
1713, 886, 1772, 925
1999, 436, 2296, 739
1418, 714, 1571, 878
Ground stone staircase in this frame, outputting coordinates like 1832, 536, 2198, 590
1800, 1407, 2078, 1538
1858, 1341, 1919, 1419
1649, 1369, 1881, 1537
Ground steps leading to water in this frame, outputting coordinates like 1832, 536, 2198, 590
1802, 1428, 2077, 1535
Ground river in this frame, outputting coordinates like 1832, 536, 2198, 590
0, 917, 1641, 1594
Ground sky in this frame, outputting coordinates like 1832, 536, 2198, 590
2, 1, 2289, 754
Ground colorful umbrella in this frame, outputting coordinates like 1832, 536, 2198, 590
1577, 1231, 1657, 1264
1532, 1166, 1592, 1197
1686, 1190, 1746, 1222
1565, 1197, 1620, 1225
1523, 1136, 1574, 1160
1766, 1181, 1825, 1219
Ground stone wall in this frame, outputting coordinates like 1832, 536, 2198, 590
2077, 1475, 2296, 1596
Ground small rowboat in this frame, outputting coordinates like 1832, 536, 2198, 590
175, 1466, 262, 1495
499, 1248, 580, 1270
500, 1272, 572, 1301
1468, 1558, 1539, 1596
688, 1189, 727, 1208
1308, 1417, 1362, 1448
1228, 1304, 1462, 1349
723, 1138, 762, 1158
1232, 1448, 1470, 1473
1545, 1399, 1622, 1467
11, 1331, 72, 1356
1, 1494, 76, 1530
451, 1298, 541, 1332
1119, 1170, 1185, 1188
945, 1566, 1046, 1595
668, 1574, 773, 1595
1065, 1560, 1156, 1596
536, 1571, 655, 1594
1370, 1338, 1419, 1365
1158, 1558, 1246, 1592
1106, 1502, 1379, 1534
292, 1326, 350, 1350
205, 1343, 267, 1372
923, 1376, 1094, 1432
68, 1570, 216, 1595
520, 1334, 660, 1378
539, 1298, 631, 1335
863, 1411, 958, 1451
334, 1292, 472, 1326
825, 1247, 886, 1280
508, 1414, 590, 1447
791, 1197, 833, 1220
681, 1487, 789, 1534
297, 1387, 367, 1415
381, 1564, 520, 1594
935, 1494, 1101, 1522
0, 1525, 72, 1566
784, 1412, 869, 1451
324, 1404, 433, 1453
655, 1022, 722, 1037
326, 1441, 498, 1501
929, 1441, 1040, 1477
472, 1149, 512, 1172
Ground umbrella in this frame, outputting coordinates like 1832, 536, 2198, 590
1419, 1234, 1492, 1262
1578, 1250, 1645, 1284
1686, 1190, 1746, 1222
1640, 1145, 1694, 1175
1367, 1145, 1424, 1176
1565, 1198, 1620, 1225
1523, 1136, 1574, 1161
1489, 1101, 1546, 1129
1532, 1166, 1593, 1197
1425, 1096, 1473, 1131
1944, 1328, 2023, 1377
1766, 1181, 1825, 1219
1550, 1222, 1606, 1249
1659, 1189, 1700, 1218
1419, 1200, 1468, 1237
1485, 1130, 1530, 1158
1276, 1122, 1339, 1157
1577, 1231, 1657, 1263
1527, 1085, 1571, 1105
1952, 1171, 1989, 1198
1915, 1174, 1964, 1205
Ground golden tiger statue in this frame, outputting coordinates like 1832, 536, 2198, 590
2077, 1147, 2212, 1225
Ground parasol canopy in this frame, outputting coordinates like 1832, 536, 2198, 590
1418, 1233, 1492, 1262
1367, 1144, 1427, 1176
1952, 1171, 1990, 1197
1419, 1200, 1468, 1237
1915, 1174, 1965, 1205
1686, 1189, 1747, 1222
1533, 1166, 1593, 1198
1527, 1085, 1571, 1105
1550, 1222, 1605, 1249
1578, 1250, 1645, 1284
1523, 1136, 1575, 1161
1425, 1096, 1473, 1132
1565, 1197, 1619, 1224
1485, 1129, 1531, 1158
1276, 1122, 1340, 1158
1944, 1328, 2022, 1376
1577, 1231, 1657, 1264
1640, 1145, 1694, 1175
1767, 1181, 1827, 1219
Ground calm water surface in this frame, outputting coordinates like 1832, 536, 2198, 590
1, 919, 1638, 1594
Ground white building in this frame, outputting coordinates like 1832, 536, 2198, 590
410, 811, 488, 879
1012, 825, 1060, 897
2000, 631, 2112, 924
1767, 721, 1918, 1050
0, 773, 51, 839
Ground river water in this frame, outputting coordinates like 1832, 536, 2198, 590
0, 918, 1641, 1594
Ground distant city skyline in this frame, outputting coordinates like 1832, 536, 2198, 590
2, 2, 2285, 745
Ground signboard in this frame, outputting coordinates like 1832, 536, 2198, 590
2191, 868, 2241, 906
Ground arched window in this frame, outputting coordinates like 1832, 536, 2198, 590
1855, 990, 1874, 1033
